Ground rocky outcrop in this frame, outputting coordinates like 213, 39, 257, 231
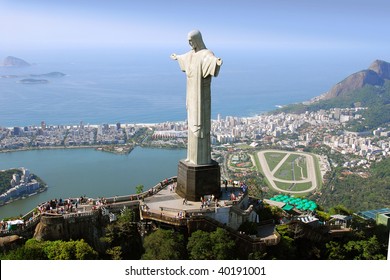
0, 235, 24, 253
33, 213, 108, 253
2, 56, 31, 67
368, 59, 390, 80
322, 60, 390, 100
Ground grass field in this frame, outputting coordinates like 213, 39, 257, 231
274, 154, 299, 180
274, 181, 294, 190
296, 156, 308, 178
273, 181, 313, 192
290, 182, 312, 191
264, 152, 286, 172
294, 156, 308, 180
311, 153, 323, 190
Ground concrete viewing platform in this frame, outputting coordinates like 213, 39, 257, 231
142, 181, 245, 219
0, 177, 282, 251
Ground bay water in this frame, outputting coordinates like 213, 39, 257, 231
0, 147, 186, 219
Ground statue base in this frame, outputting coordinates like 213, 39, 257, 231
176, 159, 221, 201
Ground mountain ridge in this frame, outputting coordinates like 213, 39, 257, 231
321, 59, 390, 100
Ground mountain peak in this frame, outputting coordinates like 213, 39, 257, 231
322, 59, 389, 100
368, 59, 390, 80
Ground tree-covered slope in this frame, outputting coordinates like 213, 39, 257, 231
0, 169, 23, 194
312, 157, 390, 212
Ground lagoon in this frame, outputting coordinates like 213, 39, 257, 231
0, 147, 186, 219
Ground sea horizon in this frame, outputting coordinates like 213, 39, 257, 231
2, 48, 388, 128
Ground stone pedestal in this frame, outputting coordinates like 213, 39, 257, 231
177, 159, 221, 201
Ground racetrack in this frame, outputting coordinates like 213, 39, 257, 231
257, 150, 318, 194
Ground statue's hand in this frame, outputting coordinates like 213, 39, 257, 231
170, 53, 177, 60
216, 58, 223, 66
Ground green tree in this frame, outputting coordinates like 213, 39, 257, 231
187, 230, 213, 260
0, 169, 22, 194
329, 205, 353, 216
248, 251, 267, 260
325, 241, 346, 260
210, 228, 236, 259
9, 239, 47, 260
238, 221, 258, 235
102, 208, 144, 260
135, 184, 144, 194
187, 228, 236, 260
316, 210, 331, 222
265, 224, 297, 260
256, 204, 284, 221
44, 239, 98, 260
1, 239, 98, 260
344, 236, 386, 260
142, 229, 186, 260
326, 236, 386, 260
74, 239, 99, 259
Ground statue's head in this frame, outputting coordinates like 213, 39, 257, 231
188, 30, 206, 52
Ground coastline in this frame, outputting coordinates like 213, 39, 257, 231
0, 145, 102, 153
0, 185, 48, 208
0, 142, 186, 155
0, 144, 128, 154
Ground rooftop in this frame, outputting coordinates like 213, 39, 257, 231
355, 208, 390, 220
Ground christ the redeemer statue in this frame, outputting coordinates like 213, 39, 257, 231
171, 30, 222, 165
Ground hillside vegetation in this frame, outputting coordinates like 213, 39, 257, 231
0, 169, 22, 194
276, 80, 390, 132
309, 157, 390, 212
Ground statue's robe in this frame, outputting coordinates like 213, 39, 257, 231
176, 49, 221, 165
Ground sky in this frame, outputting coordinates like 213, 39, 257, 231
1, 0, 390, 56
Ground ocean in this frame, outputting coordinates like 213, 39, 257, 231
0, 48, 379, 127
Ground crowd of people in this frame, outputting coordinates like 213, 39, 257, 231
36, 196, 91, 215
